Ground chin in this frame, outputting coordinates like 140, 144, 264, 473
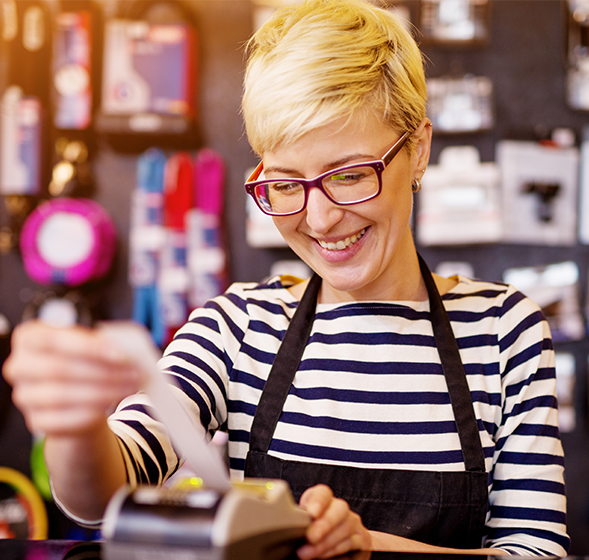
318, 268, 371, 297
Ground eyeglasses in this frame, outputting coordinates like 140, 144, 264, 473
244, 130, 412, 216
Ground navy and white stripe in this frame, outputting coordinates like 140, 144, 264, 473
109, 274, 569, 556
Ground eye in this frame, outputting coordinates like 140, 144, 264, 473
328, 170, 368, 185
268, 181, 303, 194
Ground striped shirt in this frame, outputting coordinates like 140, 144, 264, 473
109, 274, 569, 556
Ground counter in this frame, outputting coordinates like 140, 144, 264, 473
0, 540, 556, 560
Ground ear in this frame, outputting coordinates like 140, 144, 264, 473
411, 118, 432, 176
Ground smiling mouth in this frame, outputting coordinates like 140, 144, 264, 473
317, 228, 367, 251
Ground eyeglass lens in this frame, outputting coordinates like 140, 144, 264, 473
254, 164, 380, 215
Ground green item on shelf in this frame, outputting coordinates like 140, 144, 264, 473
30, 437, 52, 501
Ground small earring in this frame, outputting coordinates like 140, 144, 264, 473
412, 177, 422, 193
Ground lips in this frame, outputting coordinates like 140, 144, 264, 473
317, 228, 367, 251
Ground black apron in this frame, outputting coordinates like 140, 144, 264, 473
244, 255, 488, 549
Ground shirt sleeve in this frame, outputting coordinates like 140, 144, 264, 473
108, 285, 250, 489
484, 287, 570, 556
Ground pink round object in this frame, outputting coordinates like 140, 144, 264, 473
20, 198, 117, 287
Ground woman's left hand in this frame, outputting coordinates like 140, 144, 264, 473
297, 484, 372, 559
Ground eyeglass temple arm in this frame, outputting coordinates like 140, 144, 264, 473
246, 160, 265, 184
382, 130, 412, 166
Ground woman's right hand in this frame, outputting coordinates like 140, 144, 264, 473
3, 319, 144, 437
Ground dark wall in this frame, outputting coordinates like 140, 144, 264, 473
1, 0, 589, 552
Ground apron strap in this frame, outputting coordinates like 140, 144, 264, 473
418, 254, 486, 472
248, 272, 322, 454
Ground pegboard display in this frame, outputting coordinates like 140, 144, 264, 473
0, 0, 589, 551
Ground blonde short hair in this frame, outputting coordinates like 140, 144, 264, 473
242, 0, 427, 155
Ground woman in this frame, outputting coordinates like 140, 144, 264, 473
4, 0, 568, 558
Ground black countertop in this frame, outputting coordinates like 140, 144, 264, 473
0, 540, 100, 559
0, 540, 574, 560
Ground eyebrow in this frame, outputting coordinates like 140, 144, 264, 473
264, 153, 378, 177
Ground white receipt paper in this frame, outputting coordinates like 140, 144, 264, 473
99, 321, 230, 492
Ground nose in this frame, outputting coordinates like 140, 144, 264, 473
304, 186, 344, 234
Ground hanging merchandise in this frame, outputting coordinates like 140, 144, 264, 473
0, 467, 48, 540
8, 0, 52, 103
579, 126, 589, 243
19, 197, 117, 287
426, 75, 494, 134
566, 0, 589, 110
129, 147, 167, 347
22, 289, 94, 327
417, 145, 501, 245
0, 86, 42, 253
159, 152, 193, 346
1, 0, 18, 43
97, 1, 196, 141
1, 0, 51, 192
419, 0, 491, 45
503, 261, 585, 343
0, 86, 42, 195
187, 148, 228, 309
0, 194, 38, 256
29, 437, 51, 502
1, 0, 52, 191
497, 140, 579, 246
0, 0, 52, 252
52, 5, 94, 131
48, 137, 94, 198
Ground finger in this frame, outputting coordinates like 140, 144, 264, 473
305, 497, 349, 544
316, 533, 369, 559
7, 353, 140, 387
7, 368, 141, 420
300, 501, 370, 559
11, 321, 128, 365
11, 374, 137, 411
300, 484, 334, 519
315, 511, 367, 558
299, 524, 368, 560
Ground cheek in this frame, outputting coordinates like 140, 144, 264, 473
378, 181, 413, 219
272, 215, 301, 241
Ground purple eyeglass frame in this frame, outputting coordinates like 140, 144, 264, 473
244, 130, 412, 216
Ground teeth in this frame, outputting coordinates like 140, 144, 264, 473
318, 228, 366, 251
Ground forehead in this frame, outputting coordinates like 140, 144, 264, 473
262, 115, 398, 172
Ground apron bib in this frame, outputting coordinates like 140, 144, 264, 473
244, 255, 488, 549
